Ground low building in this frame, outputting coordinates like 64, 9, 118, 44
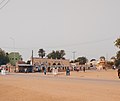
15, 60, 33, 73
97, 59, 106, 70
31, 57, 70, 71
17, 64, 33, 73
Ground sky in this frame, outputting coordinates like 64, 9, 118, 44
0, 0, 120, 61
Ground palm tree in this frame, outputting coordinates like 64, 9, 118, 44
38, 49, 45, 58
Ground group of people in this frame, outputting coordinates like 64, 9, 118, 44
42, 66, 71, 76
42, 67, 59, 76
34, 65, 120, 79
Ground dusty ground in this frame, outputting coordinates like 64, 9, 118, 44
0, 69, 120, 101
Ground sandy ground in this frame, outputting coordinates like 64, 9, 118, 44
0, 69, 120, 101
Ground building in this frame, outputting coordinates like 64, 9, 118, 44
97, 58, 106, 70
16, 64, 33, 73
31, 57, 70, 72
15, 60, 33, 73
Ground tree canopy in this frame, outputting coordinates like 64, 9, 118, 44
38, 49, 45, 58
116, 51, 120, 60
90, 59, 96, 62
47, 50, 65, 59
0, 48, 9, 66
76, 56, 88, 65
114, 37, 120, 67
100, 56, 105, 60
115, 37, 120, 48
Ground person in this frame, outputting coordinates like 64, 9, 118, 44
52, 67, 55, 75
66, 67, 70, 76
76, 67, 79, 72
55, 67, 58, 75
118, 68, 120, 79
83, 66, 85, 72
112, 65, 116, 70
43, 67, 46, 75
24, 68, 27, 73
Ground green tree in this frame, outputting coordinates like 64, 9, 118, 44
56, 50, 61, 59
100, 56, 105, 60
76, 56, 88, 65
90, 59, 96, 62
0, 48, 9, 66
115, 37, 120, 48
110, 56, 116, 65
70, 60, 74, 63
114, 37, 120, 67
47, 50, 65, 59
60, 50, 65, 59
111, 56, 116, 60
115, 59, 120, 67
26, 60, 31, 64
38, 49, 45, 58
116, 51, 120, 60
47, 50, 56, 59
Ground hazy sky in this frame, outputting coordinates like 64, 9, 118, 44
0, 0, 120, 61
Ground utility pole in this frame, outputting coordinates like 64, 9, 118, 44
72, 51, 76, 60
32, 50, 33, 65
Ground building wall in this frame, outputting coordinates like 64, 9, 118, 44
96, 60, 106, 70
32, 58, 70, 68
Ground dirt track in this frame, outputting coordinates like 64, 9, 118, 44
0, 70, 120, 101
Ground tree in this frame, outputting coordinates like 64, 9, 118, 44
116, 51, 120, 60
70, 60, 74, 63
99, 56, 105, 61
38, 49, 45, 58
111, 56, 116, 60
47, 50, 65, 59
26, 60, 31, 64
60, 50, 65, 59
56, 50, 61, 59
0, 48, 9, 66
47, 50, 56, 59
110, 56, 116, 64
115, 37, 120, 48
76, 57, 88, 65
90, 59, 96, 62
115, 59, 120, 67
114, 38, 120, 67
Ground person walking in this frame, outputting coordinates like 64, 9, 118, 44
118, 68, 120, 79
43, 67, 46, 75
83, 66, 85, 72
66, 67, 70, 76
